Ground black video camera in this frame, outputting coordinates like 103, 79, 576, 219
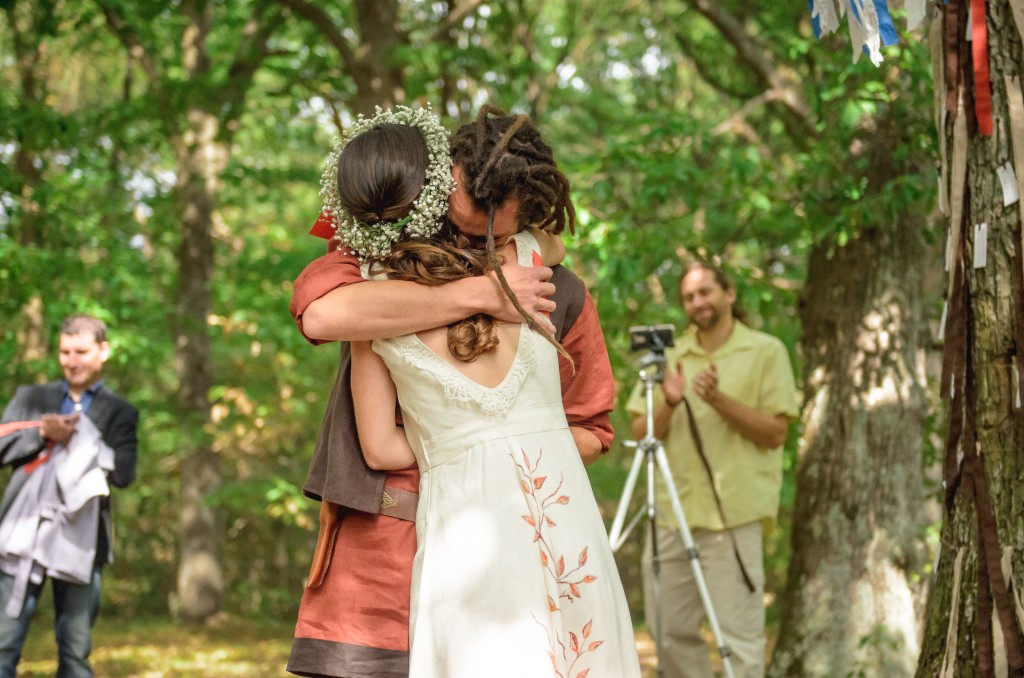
629, 325, 675, 353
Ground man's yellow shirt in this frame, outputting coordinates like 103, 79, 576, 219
626, 321, 799, 531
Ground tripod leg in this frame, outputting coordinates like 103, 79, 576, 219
608, 445, 647, 551
652, 443, 738, 678
645, 450, 667, 678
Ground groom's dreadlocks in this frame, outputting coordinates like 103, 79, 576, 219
450, 104, 576, 237
450, 105, 576, 368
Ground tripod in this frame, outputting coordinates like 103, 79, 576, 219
608, 350, 735, 678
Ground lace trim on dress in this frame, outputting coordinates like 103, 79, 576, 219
390, 327, 537, 417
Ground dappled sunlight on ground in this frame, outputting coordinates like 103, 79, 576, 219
17, 615, 715, 676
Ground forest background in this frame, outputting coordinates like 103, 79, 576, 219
0, 1, 965, 676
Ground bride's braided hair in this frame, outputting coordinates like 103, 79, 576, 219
379, 227, 501, 362
352, 109, 578, 363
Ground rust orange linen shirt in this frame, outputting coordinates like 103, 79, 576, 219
289, 248, 615, 451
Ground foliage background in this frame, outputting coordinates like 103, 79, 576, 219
0, 0, 939, 645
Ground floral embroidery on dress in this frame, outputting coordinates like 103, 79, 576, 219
515, 448, 604, 677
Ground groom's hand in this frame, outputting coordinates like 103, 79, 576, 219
489, 263, 557, 334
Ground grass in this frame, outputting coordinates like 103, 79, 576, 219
17, 614, 664, 677
19, 615, 296, 678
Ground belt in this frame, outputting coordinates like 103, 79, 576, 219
378, 486, 418, 522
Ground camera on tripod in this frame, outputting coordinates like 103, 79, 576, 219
629, 324, 675, 353
629, 325, 675, 381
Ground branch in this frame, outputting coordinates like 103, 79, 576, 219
682, 0, 817, 138
431, 0, 487, 41
672, 29, 757, 101
224, 0, 283, 114
275, 0, 357, 65
97, 0, 159, 84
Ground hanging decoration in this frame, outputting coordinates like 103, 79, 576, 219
808, 0, 920, 64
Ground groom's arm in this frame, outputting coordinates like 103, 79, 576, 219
291, 249, 557, 343
559, 290, 615, 465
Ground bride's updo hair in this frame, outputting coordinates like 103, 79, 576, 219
336, 123, 429, 225
335, 124, 498, 362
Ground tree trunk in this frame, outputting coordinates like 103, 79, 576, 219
769, 217, 930, 676
770, 101, 932, 675
8, 1, 48, 368
172, 0, 225, 624
172, 107, 227, 623
916, 1, 1024, 675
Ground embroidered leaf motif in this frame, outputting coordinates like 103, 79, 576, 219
557, 556, 565, 576
583, 620, 592, 639
576, 670, 591, 678
534, 475, 547, 489
534, 531, 542, 542
555, 495, 570, 505
570, 583, 581, 597
545, 516, 557, 527
521, 481, 532, 494
522, 515, 536, 527
569, 632, 579, 653
588, 641, 604, 651
540, 550, 548, 566
548, 595, 559, 612
583, 575, 597, 583
578, 547, 588, 566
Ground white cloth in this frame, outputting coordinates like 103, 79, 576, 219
0, 416, 113, 617
810, 0, 885, 65
372, 232, 641, 678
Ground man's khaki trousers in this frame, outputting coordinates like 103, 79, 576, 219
642, 521, 765, 678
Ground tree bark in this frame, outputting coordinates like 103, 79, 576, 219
916, 1, 1024, 675
171, 0, 226, 624
7, 1, 49, 367
171, 107, 227, 623
770, 219, 929, 677
770, 96, 931, 678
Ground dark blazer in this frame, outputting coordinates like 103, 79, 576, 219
0, 381, 139, 566
302, 265, 587, 512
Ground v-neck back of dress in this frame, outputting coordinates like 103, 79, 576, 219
410, 322, 526, 391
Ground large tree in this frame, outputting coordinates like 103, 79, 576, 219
96, 0, 286, 622
916, 1, 1024, 674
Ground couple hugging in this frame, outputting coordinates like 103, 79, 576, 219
287, 104, 641, 678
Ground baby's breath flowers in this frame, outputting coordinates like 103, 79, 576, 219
320, 105, 456, 261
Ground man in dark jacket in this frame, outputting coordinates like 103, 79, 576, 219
0, 314, 138, 678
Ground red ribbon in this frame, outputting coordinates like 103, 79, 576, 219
309, 211, 335, 240
0, 421, 48, 475
0, 421, 41, 438
971, 0, 994, 135
22, 448, 51, 475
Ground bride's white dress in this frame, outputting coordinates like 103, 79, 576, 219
372, 232, 641, 678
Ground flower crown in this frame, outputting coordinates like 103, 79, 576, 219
319, 105, 456, 261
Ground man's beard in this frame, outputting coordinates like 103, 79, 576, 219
691, 309, 721, 331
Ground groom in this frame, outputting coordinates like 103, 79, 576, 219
287, 106, 615, 677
